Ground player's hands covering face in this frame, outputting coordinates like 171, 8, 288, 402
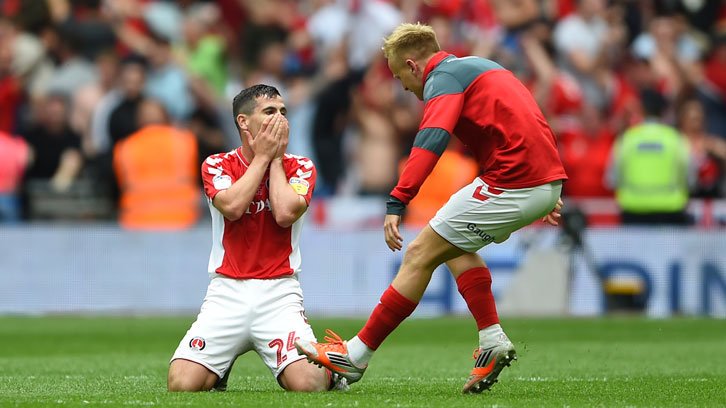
251, 114, 283, 160
274, 114, 289, 158
542, 197, 563, 226
384, 214, 404, 251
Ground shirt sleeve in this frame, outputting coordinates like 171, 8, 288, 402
285, 154, 317, 205
201, 154, 235, 200
390, 72, 465, 207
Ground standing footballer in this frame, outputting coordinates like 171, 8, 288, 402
168, 85, 346, 392
296, 23, 567, 393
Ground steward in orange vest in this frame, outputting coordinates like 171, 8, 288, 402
113, 99, 200, 229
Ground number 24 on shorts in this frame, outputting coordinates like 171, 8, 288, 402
268, 331, 300, 367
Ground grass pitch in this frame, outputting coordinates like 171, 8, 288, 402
0, 316, 724, 407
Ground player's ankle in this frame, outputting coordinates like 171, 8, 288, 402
478, 323, 505, 347
347, 336, 374, 366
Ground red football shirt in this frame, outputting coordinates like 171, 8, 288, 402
201, 148, 316, 279
391, 52, 568, 206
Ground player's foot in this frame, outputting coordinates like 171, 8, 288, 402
295, 329, 367, 383
211, 357, 237, 392
461, 333, 517, 394
330, 372, 350, 391
211, 369, 230, 392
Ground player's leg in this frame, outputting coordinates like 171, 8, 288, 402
168, 275, 252, 392
296, 225, 466, 382
296, 179, 562, 385
355, 225, 465, 342
446, 253, 516, 393
448, 180, 562, 393
392, 224, 468, 300
447, 253, 500, 332
278, 358, 331, 392
168, 359, 218, 391
253, 277, 349, 392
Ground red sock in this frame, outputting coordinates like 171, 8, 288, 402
357, 285, 418, 350
456, 267, 499, 330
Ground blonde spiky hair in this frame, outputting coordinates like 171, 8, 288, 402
382, 23, 441, 66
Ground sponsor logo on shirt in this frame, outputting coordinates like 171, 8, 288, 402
289, 177, 309, 195
213, 174, 232, 190
467, 223, 495, 244
245, 198, 271, 215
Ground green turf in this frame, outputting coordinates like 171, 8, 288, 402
1, 316, 724, 407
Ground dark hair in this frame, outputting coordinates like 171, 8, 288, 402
231, 84, 281, 130
120, 53, 148, 69
640, 88, 667, 118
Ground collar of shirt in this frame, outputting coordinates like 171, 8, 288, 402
235, 147, 250, 168
422, 51, 453, 88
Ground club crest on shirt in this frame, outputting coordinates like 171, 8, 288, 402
257, 178, 269, 197
289, 177, 309, 195
189, 336, 206, 351
213, 174, 232, 190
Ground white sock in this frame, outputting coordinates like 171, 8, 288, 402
478, 323, 504, 348
347, 336, 375, 366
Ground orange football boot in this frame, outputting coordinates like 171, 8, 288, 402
294, 329, 367, 383
462, 334, 517, 393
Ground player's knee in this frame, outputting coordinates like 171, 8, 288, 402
168, 373, 199, 392
402, 240, 437, 271
280, 362, 329, 392
167, 364, 214, 392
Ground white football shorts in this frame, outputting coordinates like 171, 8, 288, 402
170, 274, 316, 380
429, 178, 563, 253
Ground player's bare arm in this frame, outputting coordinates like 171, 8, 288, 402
269, 114, 307, 228
213, 115, 282, 221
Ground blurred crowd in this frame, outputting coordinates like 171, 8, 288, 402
1, 0, 725, 227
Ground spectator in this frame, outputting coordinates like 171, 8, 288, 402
553, 0, 625, 110
631, 13, 703, 100
0, 131, 32, 222
487, 0, 541, 74
307, 0, 402, 195
186, 108, 227, 167
631, 14, 702, 63
179, 3, 228, 96
678, 98, 726, 198
21, 93, 83, 192
113, 99, 200, 230
94, 51, 120, 96
104, 56, 148, 150
144, 32, 195, 121
519, 19, 584, 121
69, 84, 103, 157
43, 27, 99, 99
0, 17, 54, 104
244, 39, 287, 92
608, 89, 691, 225
45, 0, 117, 60
700, 33, 726, 139
0, 20, 23, 133
350, 57, 406, 196
73, 51, 118, 157
558, 105, 616, 197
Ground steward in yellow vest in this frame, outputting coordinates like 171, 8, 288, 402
611, 90, 691, 225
